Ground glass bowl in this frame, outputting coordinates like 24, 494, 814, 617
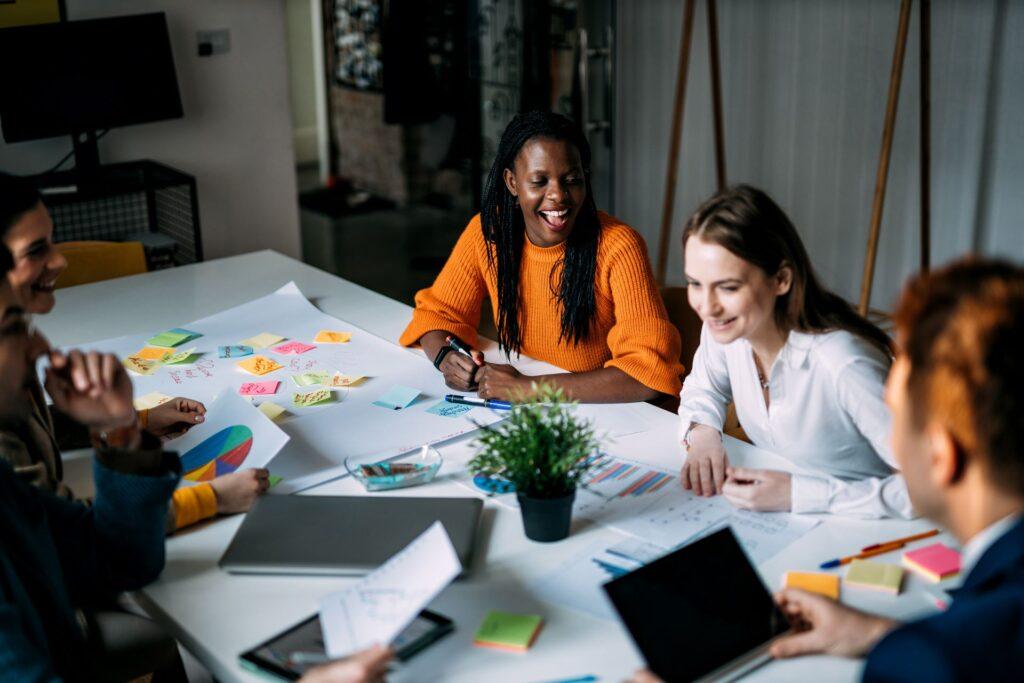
345, 445, 442, 492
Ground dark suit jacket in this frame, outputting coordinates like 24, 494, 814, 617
863, 516, 1024, 682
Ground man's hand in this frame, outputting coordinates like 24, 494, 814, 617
681, 424, 728, 496
722, 467, 792, 512
44, 349, 135, 431
146, 397, 206, 438
300, 645, 393, 683
771, 589, 897, 659
476, 363, 528, 401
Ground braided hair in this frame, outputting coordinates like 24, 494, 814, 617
480, 111, 600, 358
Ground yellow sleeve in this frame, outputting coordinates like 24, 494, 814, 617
398, 215, 488, 350
171, 483, 218, 530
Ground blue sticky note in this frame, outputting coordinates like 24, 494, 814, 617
427, 400, 472, 418
372, 385, 421, 410
219, 345, 254, 358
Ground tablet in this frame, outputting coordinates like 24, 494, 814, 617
603, 527, 789, 682
239, 609, 454, 681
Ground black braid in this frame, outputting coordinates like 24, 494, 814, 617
480, 111, 600, 358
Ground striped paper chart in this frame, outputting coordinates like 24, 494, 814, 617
584, 457, 675, 498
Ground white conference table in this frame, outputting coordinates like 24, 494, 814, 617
40, 250, 952, 683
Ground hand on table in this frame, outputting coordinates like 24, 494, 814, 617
439, 346, 484, 391
300, 645, 393, 683
475, 363, 529, 401
771, 589, 897, 659
146, 397, 206, 438
680, 424, 728, 496
209, 468, 270, 514
722, 467, 792, 512
44, 349, 136, 431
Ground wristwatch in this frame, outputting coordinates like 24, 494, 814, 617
90, 414, 141, 450
433, 345, 454, 370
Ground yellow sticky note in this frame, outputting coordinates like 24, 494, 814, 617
162, 347, 197, 365
135, 347, 172, 361
258, 401, 286, 421
326, 372, 366, 387
237, 355, 284, 376
314, 330, 352, 344
845, 560, 904, 595
241, 332, 286, 349
134, 392, 173, 411
123, 356, 158, 375
293, 388, 332, 407
784, 571, 840, 600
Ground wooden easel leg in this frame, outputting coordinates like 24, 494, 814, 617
920, 0, 931, 271
859, 0, 913, 317
708, 0, 727, 191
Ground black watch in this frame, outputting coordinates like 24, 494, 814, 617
433, 345, 454, 370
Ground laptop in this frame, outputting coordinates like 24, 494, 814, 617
219, 495, 483, 576
603, 527, 790, 682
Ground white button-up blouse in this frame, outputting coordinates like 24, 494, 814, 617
678, 324, 914, 519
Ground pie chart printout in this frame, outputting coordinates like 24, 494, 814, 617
180, 425, 254, 481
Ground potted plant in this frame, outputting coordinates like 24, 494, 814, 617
469, 383, 599, 542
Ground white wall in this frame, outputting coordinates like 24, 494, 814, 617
0, 0, 301, 261
286, 0, 319, 166
616, 0, 1024, 312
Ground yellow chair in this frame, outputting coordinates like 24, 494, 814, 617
55, 241, 147, 289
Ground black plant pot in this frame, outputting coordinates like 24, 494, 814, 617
517, 490, 576, 542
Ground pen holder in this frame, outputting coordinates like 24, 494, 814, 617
345, 446, 442, 492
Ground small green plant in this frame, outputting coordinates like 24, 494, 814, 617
469, 382, 599, 499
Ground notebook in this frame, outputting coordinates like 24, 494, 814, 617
784, 571, 840, 599
903, 543, 961, 582
845, 560, 904, 595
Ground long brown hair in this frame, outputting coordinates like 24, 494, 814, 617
683, 185, 893, 356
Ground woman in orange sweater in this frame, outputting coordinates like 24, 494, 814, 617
400, 111, 683, 403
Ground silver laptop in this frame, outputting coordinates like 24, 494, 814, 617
219, 495, 483, 576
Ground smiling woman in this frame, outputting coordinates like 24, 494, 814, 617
399, 111, 685, 404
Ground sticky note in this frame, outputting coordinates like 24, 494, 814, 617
241, 332, 285, 349
325, 372, 365, 388
134, 392, 173, 411
272, 341, 317, 355
372, 385, 420, 411
239, 380, 280, 396
123, 356, 158, 375
314, 330, 352, 344
784, 571, 840, 600
161, 347, 197, 365
845, 560, 904, 595
258, 401, 286, 421
293, 388, 332, 407
427, 401, 473, 418
147, 328, 199, 348
292, 372, 328, 387
903, 543, 961, 582
268, 474, 283, 488
219, 345, 254, 358
135, 347, 172, 361
473, 611, 544, 652
237, 355, 284, 376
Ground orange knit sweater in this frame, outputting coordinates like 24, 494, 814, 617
400, 212, 684, 396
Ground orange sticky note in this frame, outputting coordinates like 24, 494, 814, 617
784, 571, 840, 599
314, 330, 352, 344
134, 346, 171, 361
237, 355, 283, 376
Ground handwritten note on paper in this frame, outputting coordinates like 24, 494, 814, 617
258, 401, 286, 421
292, 372, 328, 387
123, 356, 159, 375
372, 386, 421, 411
325, 372, 366, 388
134, 391, 173, 411
293, 388, 332, 407
239, 380, 280, 396
135, 347, 172, 361
319, 521, 461, 659
219, 345, 254, 358
426, 401, 472, 418
148, 328, 199, 348
162, 347, 197, 365
272, 341, 317, 355
241, 332, 285, 349
314, 330, 352, 344
237, 355, 284, 376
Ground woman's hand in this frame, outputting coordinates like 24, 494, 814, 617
680, 424, 728, 496
145, 397, 206, 438
476, 363, 529, 401
209, 468, 270, 514
627, 669, 665, 683
770, 589, 896, 659
722, 467, 792, 512
44, 349, 135, 431
300, 645, 393, 683
439, 348, 484, 391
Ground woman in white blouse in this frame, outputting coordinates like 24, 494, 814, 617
678, 185, 912, 518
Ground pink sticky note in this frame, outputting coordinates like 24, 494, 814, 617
272, 341, 317, 355
239, 380, 281, 396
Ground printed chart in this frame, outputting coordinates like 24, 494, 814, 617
180, 425, 254, 481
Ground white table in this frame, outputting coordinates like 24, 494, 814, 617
40, 251, 950, 683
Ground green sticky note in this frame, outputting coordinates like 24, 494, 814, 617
147, 328, 200, 348
292, 372, 328, 387
845, 559, 904, 595
268, 475, 283, 488
473, 611, 544, 651
161, 347, 197, 365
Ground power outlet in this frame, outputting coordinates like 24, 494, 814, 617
197, 29, 230, 57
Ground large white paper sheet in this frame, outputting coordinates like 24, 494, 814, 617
65, 282, 505, 491
318, 521, 461, 659
165, 392, 289, 481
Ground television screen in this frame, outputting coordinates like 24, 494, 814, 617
0, 13, 183, 143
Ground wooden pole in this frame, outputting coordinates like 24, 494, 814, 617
859, 0, 913, 316
707, 0, 727, 191
656, 0, 697, 286
919, 0, 931, 271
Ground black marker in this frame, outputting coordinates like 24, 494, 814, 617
445, 394, 513, 410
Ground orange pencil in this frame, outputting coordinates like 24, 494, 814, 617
861, 529, 940, 552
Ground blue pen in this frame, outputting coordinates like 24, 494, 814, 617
445, 394, 513, 410
536, 677, 598, 683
